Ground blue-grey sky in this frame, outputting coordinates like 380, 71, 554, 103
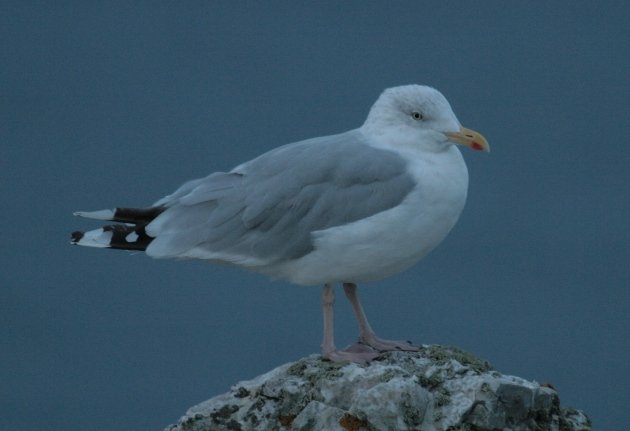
2, 2, 629, 430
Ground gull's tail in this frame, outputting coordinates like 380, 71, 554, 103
71, 207, 164, 251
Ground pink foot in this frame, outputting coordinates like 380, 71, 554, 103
341, 283, 419, 354
360, 335, 419, 352
322, 343, 380, 364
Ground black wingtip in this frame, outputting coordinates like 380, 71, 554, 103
70, 207, 161, 250
71, 230, 84, 244
113, 206, 166, 224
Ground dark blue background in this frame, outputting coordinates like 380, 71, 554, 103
3, 2, 628, 429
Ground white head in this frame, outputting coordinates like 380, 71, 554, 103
362, 85, 489, 153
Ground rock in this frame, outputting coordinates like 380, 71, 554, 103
164, 345, 591, 431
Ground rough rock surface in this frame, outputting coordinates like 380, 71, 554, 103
165, 345, 591, 431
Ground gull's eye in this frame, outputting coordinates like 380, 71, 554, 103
411, 111, 424, 121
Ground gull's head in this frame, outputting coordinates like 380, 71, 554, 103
362, 85, 489, 153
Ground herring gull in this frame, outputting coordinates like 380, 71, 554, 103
71, 84, 489, 363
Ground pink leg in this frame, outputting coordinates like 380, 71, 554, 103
343, 283, 419, 352
320, 284, 379, 363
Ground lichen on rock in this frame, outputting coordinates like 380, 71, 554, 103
164, 345, 591, 431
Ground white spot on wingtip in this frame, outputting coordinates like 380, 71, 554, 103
75, 228, 112, 248
126, 231, 139, 242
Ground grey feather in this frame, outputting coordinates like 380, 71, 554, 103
145, 130, 416, 264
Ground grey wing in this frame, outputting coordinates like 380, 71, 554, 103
145, 130, 416, 265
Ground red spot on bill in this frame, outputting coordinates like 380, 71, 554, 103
471, 142, 484, 151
